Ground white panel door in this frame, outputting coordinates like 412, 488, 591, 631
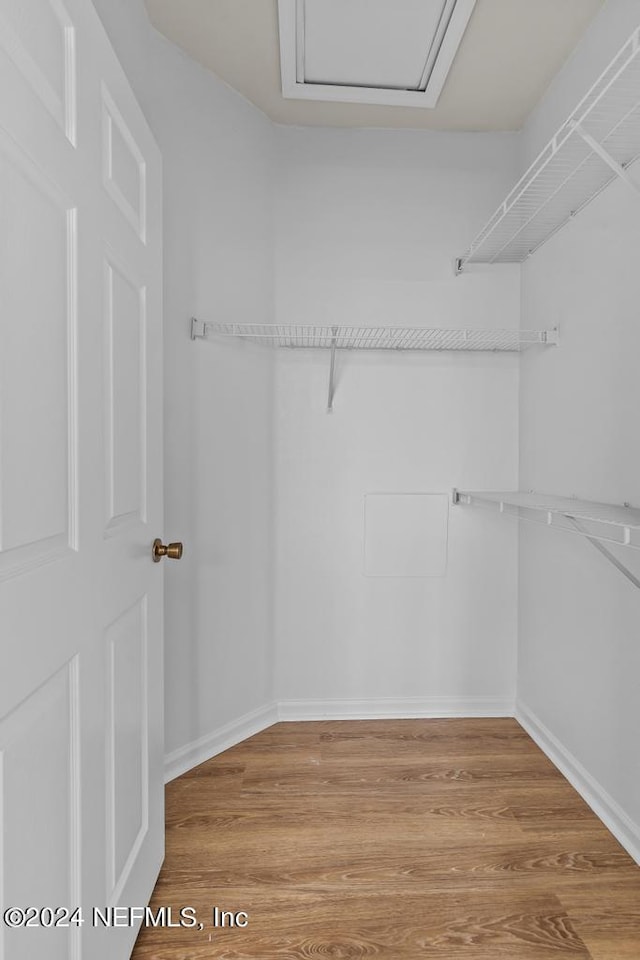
0, 1, 164, 958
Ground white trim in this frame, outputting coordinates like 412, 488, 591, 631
277, 0, 476, 109
419, 0, 477, 102
516, 701, 640, 866
163, 703, 279, 783
277, 696, 514, 721
164, 697, 512, 781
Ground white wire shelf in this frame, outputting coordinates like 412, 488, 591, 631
191, 320, 558, 352
452, 490, 640, 551
456, 26, 640, 270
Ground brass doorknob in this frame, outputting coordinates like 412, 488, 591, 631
152, 539, 184, 562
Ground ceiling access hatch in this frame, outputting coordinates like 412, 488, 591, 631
277, 0, 477, 109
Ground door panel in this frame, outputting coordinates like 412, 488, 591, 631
104, 252, 147, 534
0, 661, 81, 960
0, 0, 76, 143
106, 597, 149, 904
0, 1, 163, 958
102, 86, 147, 243
0, 131, 77, 576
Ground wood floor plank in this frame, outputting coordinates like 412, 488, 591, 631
554, 885, 640, 960
132, 719, 639, 959
133, 891, 591, 958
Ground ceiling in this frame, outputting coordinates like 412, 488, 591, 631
143, 0, 604, 131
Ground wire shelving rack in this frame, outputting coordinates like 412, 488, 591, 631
190, 320, 557, 352
191, 320, 558, 410
452, 489, 640, 589
452, 490, 640, 549
456, 26, 640, 271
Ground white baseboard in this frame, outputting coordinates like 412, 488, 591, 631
516, 700, 640, 866
277, 696, 515, 721
164, 702, 278, 783
163, 697, 513, 781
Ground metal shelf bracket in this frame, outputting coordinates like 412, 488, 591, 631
190, 317, 206, 340
327, 326, 338, 413
569, 121, 640, 199
568, 516, 640, 591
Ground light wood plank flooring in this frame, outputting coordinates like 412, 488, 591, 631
132, 719, 640, 959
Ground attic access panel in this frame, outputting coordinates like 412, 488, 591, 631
278, 0, 477, 108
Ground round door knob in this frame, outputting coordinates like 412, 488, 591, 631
152, 539, 184, 562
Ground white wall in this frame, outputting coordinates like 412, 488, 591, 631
273, 128, 521, 713
92, 0, 277, 770
518, 0, 640, 858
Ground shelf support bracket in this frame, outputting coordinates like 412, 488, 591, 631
190, 317, 207, 340
327, 326, 338, 413
568, 517, 640, 591
570, 122, 640, 199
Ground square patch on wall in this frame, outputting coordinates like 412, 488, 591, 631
364, 493, 449, 578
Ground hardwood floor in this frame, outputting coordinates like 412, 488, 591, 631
132, 719, 640, 959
